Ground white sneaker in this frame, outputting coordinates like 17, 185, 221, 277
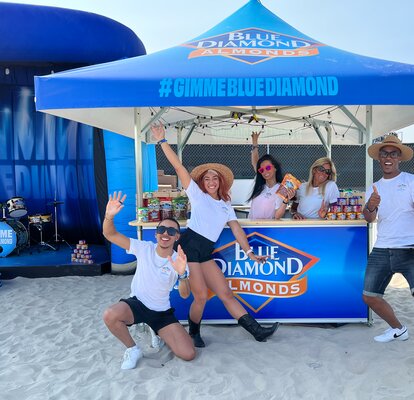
121, 346, 143, 370
374, 326, 409, 343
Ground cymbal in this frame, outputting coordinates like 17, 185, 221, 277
47, 201, 64, 205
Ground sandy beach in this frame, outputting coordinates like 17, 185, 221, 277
1, 273, 413, 400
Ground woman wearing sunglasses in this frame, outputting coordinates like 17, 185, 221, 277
151, 124, 279, 348
102, 191, 195, 369
290, 157, 339, 219
248, 131, 295, 219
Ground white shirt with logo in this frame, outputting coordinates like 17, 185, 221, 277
366, 172, 414, 248
186, 179, 237, 242
248, 183, 283, 219
296, 181, 340, 219
126, 239, 178, 311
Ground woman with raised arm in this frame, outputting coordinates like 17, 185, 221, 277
248, 131, 295, 219
151, 124, 279, 348
290, 157, 340, 220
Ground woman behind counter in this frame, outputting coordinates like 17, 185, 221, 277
291, 157, 339, 220
248, 131, 295, 219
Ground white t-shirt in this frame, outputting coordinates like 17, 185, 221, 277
366, 172, 414, 248
296, 181, 340, 219
126, 239, 179, 311
186, 179, 237, 242
248, 183, 283, 219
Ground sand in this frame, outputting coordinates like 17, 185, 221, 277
1, 274, 413, 400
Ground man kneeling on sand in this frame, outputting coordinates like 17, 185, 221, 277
103, 191, 195, 369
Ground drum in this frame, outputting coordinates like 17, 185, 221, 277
28, 214, 42, 224
0, 219, 28, 257
40, 214, 52, 223
6, 197, 27, 218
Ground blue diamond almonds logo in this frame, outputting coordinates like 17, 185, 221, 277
182, 28, 324, 65
209, 232, 319, 313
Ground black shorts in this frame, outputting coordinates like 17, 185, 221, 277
120, 296, 178, 334
177, 228, 215, 263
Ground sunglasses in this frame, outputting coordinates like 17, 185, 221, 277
258, 165, 273, 174
156, 226, 179, 236
316, 166, 332, 175
379, 150, 401, 159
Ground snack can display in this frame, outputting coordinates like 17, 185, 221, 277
346, 212, 356, 220
352, 205, 363, 212
348, 196, 359, 206
276, 173, 302, 200
337, 198, 348, 206
331, 205, 342, 213
356, 212, 365, 220
343, 205, 353, 213
326, 212, 337, 220
336, 212, 346, 220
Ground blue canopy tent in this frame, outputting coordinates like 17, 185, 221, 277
35, 0, 414, 201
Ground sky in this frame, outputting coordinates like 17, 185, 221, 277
4, 0, 414, 140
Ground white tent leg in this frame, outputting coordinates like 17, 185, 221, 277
134, 107, 143, 239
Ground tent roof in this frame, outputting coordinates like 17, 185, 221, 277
35, 0, 414, 145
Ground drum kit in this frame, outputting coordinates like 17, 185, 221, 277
0, 196, 70, 258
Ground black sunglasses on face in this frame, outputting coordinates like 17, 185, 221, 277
316, 165, 332, 175
156, 226, 179, 236
379, 150, 401, 159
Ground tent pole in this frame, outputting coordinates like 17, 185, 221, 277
311, 121, 329, 155
134, 107, 143, 239
365, 106, 373, 189
177, 125, 183, 188
325, 122, 332, 159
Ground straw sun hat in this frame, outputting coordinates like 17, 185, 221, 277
190, 163, 234, 187
368, 135, 413, 161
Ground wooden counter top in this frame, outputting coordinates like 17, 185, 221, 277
129, 218, 367, 228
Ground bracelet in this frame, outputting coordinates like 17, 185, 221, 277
246, 248, 254, 256
283, 200, 289, 205
157, 138, 168, 145
178, 270, 189, 280
366, 206, 378, 213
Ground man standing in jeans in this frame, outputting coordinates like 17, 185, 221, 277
363, 134, 414, 342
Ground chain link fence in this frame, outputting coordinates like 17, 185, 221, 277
157, 144, 414, 191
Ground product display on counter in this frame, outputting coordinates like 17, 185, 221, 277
326, 190, 365, 220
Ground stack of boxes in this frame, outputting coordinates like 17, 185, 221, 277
71, 240, 94, 264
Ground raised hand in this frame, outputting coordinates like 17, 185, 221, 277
367, 185, 381, 210
251, 131, 261, 146
318, 200, 328, 218
150, 123, 166, 142
168, 244, 188, 275
105, 191, 126, 219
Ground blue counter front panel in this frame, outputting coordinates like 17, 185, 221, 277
142, 224, 368, 323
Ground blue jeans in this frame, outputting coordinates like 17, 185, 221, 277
363, 248, 414, 297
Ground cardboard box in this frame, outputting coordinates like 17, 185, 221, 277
157, 174, 177, 189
